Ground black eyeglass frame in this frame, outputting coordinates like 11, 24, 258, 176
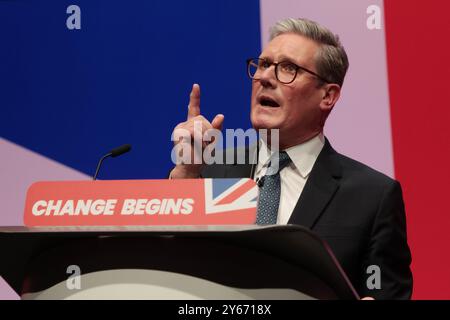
246, 57, 331, 84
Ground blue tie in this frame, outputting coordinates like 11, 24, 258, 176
256, 151, 291, 225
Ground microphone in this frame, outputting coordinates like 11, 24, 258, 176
93, 144, 132, 180
110, 144, 132, 158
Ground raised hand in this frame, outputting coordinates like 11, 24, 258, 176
170, 84, 224, 179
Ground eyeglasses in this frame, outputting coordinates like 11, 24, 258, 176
246, 57, 330, 84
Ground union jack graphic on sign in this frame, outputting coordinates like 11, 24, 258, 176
204, 178, 258, 215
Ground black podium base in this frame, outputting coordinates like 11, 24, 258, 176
0, 225, 359, 300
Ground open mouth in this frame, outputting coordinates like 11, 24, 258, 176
259, 97, 280, 108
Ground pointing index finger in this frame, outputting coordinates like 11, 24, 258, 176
187, 83, 201, 120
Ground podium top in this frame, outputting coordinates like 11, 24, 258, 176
0, 225, 270, 234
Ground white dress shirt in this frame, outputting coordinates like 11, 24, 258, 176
254, 133, 325, 224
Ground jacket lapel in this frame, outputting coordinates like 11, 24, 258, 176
288, 139, 342, 229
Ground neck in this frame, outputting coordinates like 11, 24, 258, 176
264, 130, 322, 150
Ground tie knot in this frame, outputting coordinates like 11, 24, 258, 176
266, 151, 291, 175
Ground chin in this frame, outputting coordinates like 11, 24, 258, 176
251, 115, 281, 131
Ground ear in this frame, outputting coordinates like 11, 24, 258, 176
319, 83, 341, 112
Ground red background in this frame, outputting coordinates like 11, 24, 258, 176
385, 0, 450, 299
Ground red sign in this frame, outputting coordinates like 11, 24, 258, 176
24, 179, 258, 226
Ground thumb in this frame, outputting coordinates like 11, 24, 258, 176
211, 114, 225, 130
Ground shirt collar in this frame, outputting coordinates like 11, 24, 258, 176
256, 133, 325, 178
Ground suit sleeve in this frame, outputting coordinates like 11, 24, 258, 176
360, 180, 413, 299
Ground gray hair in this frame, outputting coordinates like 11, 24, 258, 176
270, 18, 349, 87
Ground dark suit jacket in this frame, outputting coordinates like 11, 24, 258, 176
200, 138, 413, 299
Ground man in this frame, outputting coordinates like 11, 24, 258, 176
170, 18, 412, 299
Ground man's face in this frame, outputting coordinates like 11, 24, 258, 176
250, 33, 327, 148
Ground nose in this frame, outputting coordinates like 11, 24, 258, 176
258, 65, 277, 88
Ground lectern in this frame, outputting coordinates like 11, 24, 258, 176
0, 225, 359, 300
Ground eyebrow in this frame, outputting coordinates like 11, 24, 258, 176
259, 55, 301, 65
277, 55, 298, 63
